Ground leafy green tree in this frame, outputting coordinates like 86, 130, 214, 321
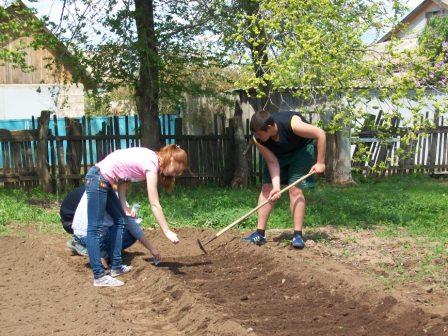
227, 0, 447, 182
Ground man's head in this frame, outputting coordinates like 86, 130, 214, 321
250, 110, 276, 142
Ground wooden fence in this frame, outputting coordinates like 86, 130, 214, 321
1, 110, 447, 191
352, 112, 448, 176
0, 111, 236, 191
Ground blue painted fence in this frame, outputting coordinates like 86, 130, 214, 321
0, 114, 177, 168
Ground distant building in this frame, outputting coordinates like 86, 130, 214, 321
0, 1, 92, 119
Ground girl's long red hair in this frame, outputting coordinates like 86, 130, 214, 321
157, 144, 187, 193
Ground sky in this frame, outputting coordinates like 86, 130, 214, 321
24, 0, 424, 22
21, 0, 426, 44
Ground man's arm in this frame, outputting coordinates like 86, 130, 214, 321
290, 115, 326, 173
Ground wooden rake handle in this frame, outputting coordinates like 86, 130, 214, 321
214, 171, 315, 238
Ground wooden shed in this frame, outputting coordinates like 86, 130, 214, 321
0, 1, 92, 119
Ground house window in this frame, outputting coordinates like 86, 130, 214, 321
425, 10, 441, 20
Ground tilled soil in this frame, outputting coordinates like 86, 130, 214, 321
1, 228, 447, 336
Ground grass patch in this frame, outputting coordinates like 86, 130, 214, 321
0, 187, 61, 235
126, 174, 448, 242
0, 174, 446, 242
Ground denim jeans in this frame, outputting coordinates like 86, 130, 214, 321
85, 166, 126, 279
74, 228, 136, 258
103, 227, 137, 251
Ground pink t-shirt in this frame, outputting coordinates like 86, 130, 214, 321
96, 147, 159, 184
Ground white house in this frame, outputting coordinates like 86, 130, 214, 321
379, 0, 447, 41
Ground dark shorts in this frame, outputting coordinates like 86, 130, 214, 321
262, 141, 316, 188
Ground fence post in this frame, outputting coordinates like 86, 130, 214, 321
65, 117, 83, 186
428, 111, 440, 173
175, 117, 183, 135
224, 118, 236, 186
37, 110, 51, 193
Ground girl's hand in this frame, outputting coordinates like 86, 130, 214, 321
150, 248, 161, 261
124, 206, 136, 218
164, 229, 180, 244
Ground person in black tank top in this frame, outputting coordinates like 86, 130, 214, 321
243, 110, 326, 249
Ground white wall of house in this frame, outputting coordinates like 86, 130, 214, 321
398, 2, 444, 39
0, 83, 84, 119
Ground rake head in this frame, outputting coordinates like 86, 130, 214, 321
197, 238, 208, 254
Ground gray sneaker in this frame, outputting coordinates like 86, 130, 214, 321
66, 238, 88, 256
110, 265, 133, 277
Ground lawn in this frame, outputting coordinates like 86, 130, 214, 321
1, 174, 446, 241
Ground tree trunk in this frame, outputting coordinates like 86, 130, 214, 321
325, 128, 354, 184
322, 107, 354, 184
134, 0, 161, 149
231, 94, 250, 187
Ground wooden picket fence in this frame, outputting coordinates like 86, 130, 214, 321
1, 110, 447, 191
0, 111, 236, 191
352, 111, 448, 176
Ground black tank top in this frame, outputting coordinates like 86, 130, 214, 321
258, 111, 311, 156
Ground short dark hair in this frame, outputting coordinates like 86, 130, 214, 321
250, 110, 274, 133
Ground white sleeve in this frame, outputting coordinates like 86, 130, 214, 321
72, 193, 88, 237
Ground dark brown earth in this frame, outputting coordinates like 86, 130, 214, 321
1, 227, 447, 335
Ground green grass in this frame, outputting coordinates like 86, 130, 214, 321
0, 187, 61, 235
0, 174, 447, 242
128, 174, 448, 242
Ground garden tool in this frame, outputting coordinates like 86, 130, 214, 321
197, 171, 315, 254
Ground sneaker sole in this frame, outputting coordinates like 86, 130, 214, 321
93, 282, 124, 287
110, 267, 133, 278
66, 241, 78, 255
66, 240, 88, 256
242, 239, 267, 246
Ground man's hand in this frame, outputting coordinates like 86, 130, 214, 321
268, 187, 281, 202
310, 163, 325, 174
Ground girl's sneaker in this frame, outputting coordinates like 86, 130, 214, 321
66, 238, 88, 256
93, 275, 124, 287
110, 265, 133, 277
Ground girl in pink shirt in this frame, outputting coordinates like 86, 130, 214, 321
85, 144, 187, 287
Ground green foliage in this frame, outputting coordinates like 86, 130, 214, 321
419, 16, 448, 61
50, 0, 233, 113
0, 1, 48, 71
231, 0, 401, 97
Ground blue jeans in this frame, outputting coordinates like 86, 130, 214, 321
74, 228, 137, 257
85, 166, 126, 279
102, 226, 137, 252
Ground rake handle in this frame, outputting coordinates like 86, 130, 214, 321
214, 172, 315, 238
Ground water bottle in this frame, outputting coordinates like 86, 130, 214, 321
131, 203, 142, 224
131, 203, 141, 216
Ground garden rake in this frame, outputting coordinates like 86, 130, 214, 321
197, 171, 315, 254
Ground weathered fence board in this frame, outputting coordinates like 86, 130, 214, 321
1, 111, 447, 191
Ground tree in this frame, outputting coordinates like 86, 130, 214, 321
226, 0, 414, 183
19, 0, 229, 149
